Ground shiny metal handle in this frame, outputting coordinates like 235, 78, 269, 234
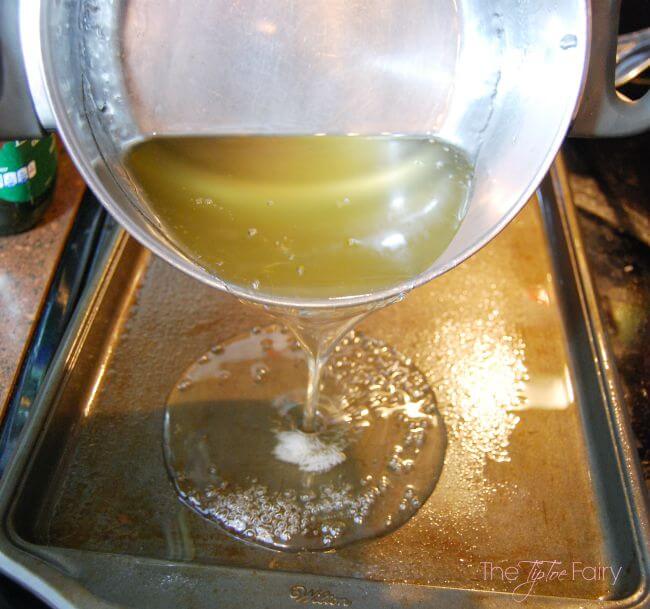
0, 0, 54, 139
616, 27, 650, 88
571, 1, 650, 137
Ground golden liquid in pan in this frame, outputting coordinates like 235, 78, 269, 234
124, 136, 473, 299
126, 135, 474, 550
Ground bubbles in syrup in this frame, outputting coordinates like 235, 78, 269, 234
163, 325, 447, 551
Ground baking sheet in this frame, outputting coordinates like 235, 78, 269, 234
0, 159, 647, 609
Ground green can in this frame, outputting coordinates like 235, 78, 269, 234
0, 135, 58, 236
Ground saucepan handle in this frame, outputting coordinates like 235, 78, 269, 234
0, 0, 53, 139
571, 0, 650, 137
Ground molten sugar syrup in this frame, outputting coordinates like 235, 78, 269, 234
124, 136, 472, 550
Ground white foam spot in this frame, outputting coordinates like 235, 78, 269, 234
273, 430, 345, 473
381, 232, 406, 250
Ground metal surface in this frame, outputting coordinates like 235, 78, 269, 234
564, 134, 650, 484
0, 158, 647, 608
4, 0, 650, 308
571, 1, 650, 136
616, 27, 650, 88
0, 190, 105, 476
0, 0, 641, 311
34, 0, 591, 311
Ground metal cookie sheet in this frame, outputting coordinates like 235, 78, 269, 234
0, 157, 648, 609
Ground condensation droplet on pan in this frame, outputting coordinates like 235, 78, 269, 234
560, 34, 577, 49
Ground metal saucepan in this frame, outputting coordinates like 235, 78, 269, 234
1, 0, 649, 307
